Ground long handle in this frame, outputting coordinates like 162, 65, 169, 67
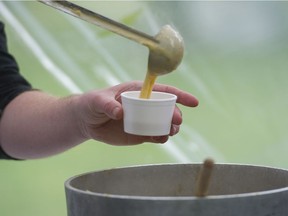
38, 0, 159, 48
195, 158, 214, 197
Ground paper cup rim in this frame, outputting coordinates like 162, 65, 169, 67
121, 91, 177, 102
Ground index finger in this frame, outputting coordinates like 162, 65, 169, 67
152, 84, 199, 107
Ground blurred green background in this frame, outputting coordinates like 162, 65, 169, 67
1, 1, 288, 215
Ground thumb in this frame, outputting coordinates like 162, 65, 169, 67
110, 105, 123, 120
99, 96, 123, 120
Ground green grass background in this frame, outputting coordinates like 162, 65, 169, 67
1, 1, 288, 216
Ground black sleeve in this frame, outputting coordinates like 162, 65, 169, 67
0, 21, 32, 160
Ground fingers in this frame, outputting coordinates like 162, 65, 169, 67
153, 84, 199, 107
91, 91, 123, 120
113, 81, 199, 108
147, 125, 179, 144
176, 91, 199, 107
120, 133, 169, 145
111, 106, 122, 119
170, 124, 180, 135
150, 136, 169, 143
172, 105, 182, 125
170, 105, 182, 136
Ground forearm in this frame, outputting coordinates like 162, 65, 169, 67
0, 81, 199, 159
0, 91, 87, 159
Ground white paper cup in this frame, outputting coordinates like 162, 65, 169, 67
121, 91, 177, 136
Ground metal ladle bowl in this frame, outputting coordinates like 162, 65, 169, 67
148, 25, 184, 76
39, 0, 184, 77
39, 0, 184, 99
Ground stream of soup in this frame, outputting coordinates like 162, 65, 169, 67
139, 25, 184, 99
139, 72, 157, 99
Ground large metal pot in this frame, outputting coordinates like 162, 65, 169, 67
65, 163, 288, 216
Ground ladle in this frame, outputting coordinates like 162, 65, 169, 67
39, 0, 184, 98
195, 158, 215, 197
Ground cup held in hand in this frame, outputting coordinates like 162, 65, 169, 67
121, 91, 177, 136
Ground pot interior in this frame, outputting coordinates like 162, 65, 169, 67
67, 164, 288, 197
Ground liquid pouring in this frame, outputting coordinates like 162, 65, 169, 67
140, 25, 184, 99
39, 0, 184, 99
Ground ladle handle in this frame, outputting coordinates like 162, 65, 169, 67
195, 158, 214, 197
38, 0, 159, 48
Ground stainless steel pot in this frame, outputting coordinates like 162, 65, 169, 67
65, 163, 288, 216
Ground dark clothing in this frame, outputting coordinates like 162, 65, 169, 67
0, 21, 32, 159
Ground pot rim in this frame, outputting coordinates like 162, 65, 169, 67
65, 163, 288, 201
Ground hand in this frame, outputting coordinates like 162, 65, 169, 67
74, 81, 198, 146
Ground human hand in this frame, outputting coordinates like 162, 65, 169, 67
74, 81, 198, 146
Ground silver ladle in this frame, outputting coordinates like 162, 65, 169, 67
39, 0, 184, 98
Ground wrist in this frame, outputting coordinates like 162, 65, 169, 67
68, 94, 91, 141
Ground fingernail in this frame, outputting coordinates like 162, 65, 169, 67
171, 125, 179, 135
112, 107, 120, 118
